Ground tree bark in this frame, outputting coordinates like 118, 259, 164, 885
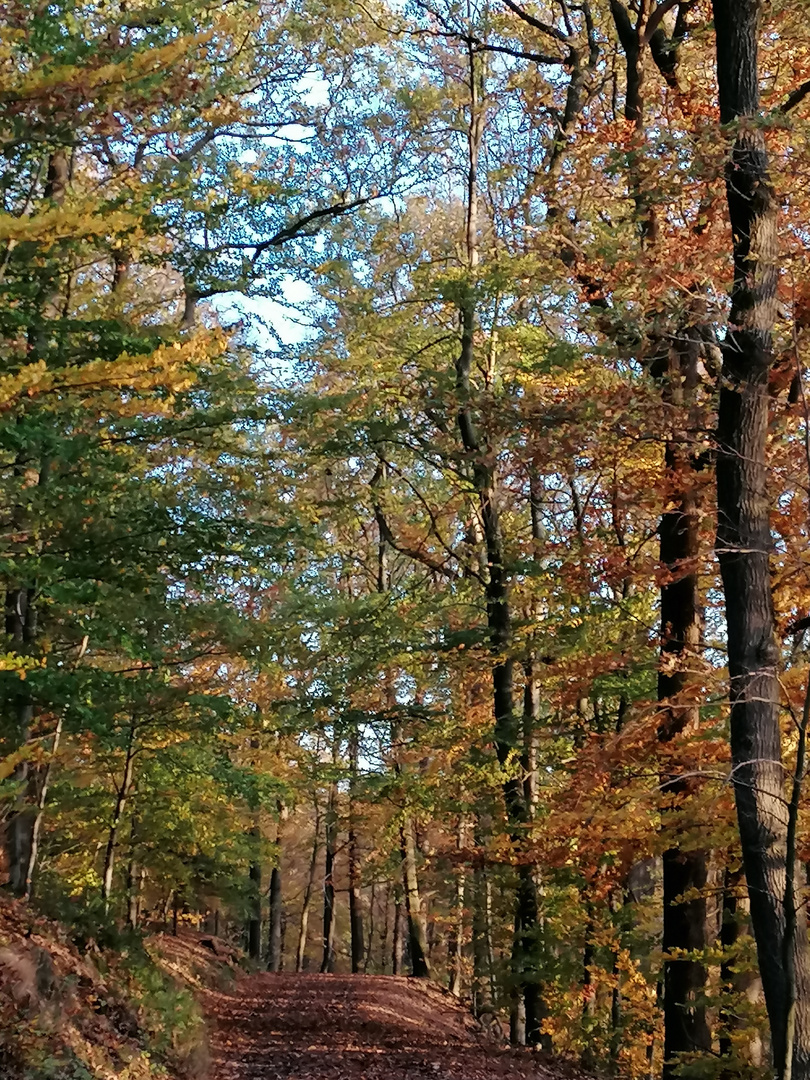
267, 804, 286, 972
392, 896, 403, 976
348, 730, 365, 973
713, 3, 810, 1076
297, 797, 322, 972
101, 723, 137, 911
657, 333, 712, 1073
5, 153, 66, 896
400, 817, 430, 978
267, 865, 283, 971
456, 38, 545, 1044
447, 816, 466, 997
126, 860, 143, 930
248, 852, 262, 961
720, 865, 764, 1071
320, 777, 338, 973
472, 854, 495, 1017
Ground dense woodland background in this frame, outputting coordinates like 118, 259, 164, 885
2, 0, 810, 1076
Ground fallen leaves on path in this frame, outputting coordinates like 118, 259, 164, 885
203, 972, 584, 1080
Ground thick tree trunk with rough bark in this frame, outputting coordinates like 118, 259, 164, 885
713, 3, 810, 1076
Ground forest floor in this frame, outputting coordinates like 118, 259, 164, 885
202, 969, 579, 1080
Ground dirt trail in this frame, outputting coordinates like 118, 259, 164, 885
204, 972, 569, 1080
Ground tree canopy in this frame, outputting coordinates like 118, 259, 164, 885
3, 1, 810, 1077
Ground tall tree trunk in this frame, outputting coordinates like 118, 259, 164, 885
297, 797, 322, 972
380, 883, 391, 974
657, 334, 712, 1073
472, 857, 495, 1017
267, 804, 286, 972
719, 872, 739, 1065
720, 864, 764, 1071
364, 880, 376, 973
23, 710, 62, 899
392, 895, 403, 976
581, 902, 597, 1071
248, 852, 262, 961
5, 152, 67, 896
447, 816, 466, 997
400, 817, 430, 978
712, 4, 810, 1075
267, 866, 283, 971
25, 634, 86, 897
456, 37, 544, 1044
101, 723, 137, 911
127, 860, 143, 930
320, 777, 338, 974
5, 464, 47, 897
348, 730, 365, 973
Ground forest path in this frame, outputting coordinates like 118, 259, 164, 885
204, 972, 569, 1080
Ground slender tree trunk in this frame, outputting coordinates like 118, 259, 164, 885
320, 778, 338, 974
400, 818, 430, 978
447, 817, 466, 997
719, 866, 742, 1064
348, 730, 365, 973
609, 889, 624, 1073
457, 39, 544, 1043
5, 466, 48, 897
267, 804, 286, 972
364, 881, 376, 973
380, 883, 391, 974
712, 4, 810, 1075
472, 858, 494, 1017
24, 710, 63, 899
5, 153, 67, 896
101, 724, 137, 911
127, 861, 143, 930
657, 334, 712, 1073
267, 865, 283, 971
392, 896, 403, 976
297, 798, 322, 972
248, 853, 262, 961
580, 901, 597, 1069
720, 865, 764, 1071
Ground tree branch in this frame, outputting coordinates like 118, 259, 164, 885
641, 0, 680, 44
780, 79, 810, 115
474, 41, 567, 65
254, 195, 376, 253
500, 0, 569, 43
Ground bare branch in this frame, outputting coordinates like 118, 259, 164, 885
500, 0, 569, 43
780, 79, 810, 115
641, 0, 680, 44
